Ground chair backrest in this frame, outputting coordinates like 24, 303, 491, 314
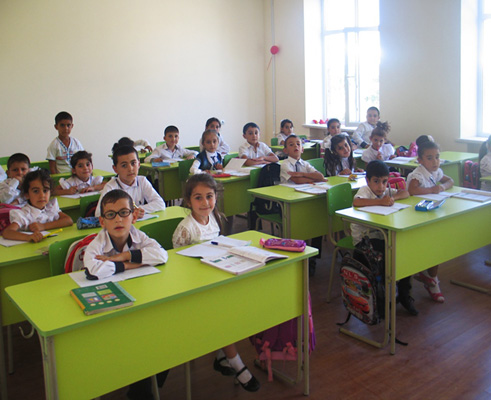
299, 135, 307, 140
0, 156, 9, 165
307, 158, 326, 176
80, 193, 101, 217
185, 146, 200, 152
178, 159, 194, 182
49, 235, 86, 276
326, 183, 353, 238
223, 154, 235, 167
271, 137, 278, 146
156, 141, 164, 147
140, 217, 184, 249
31, 161, 50, 170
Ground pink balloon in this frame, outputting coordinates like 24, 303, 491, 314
270, 45, 279, 55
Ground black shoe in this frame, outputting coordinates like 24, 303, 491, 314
309, 259, 316, 277
213, 357, 236, 376
398, 295, 419, 316
236, 367, 260, 392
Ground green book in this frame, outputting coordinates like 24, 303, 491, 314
70, 281, 135, 316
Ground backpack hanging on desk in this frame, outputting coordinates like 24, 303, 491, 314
249, 164, 282, 229
388, 172, 406, 190
0, 203, 20, 233
338, 236, 385, 325
250, 293, 315, 382
64, 233, 98, 273
463, 160, 480, 189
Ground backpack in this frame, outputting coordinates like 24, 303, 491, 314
395, 142, 418, 158
463, 160, 480, 189
64, 233, 98, 273
339, 237, 385, 325
250, 293, 315, 382
251, 163, 282, 215
83, 201, 99, 217
388, 172, 406, 190
0, 203, 21, 233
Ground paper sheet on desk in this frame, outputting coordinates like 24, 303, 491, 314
60, 191, 101, 199
176, 236, 251, 258
415, 192, 456, 202
137, 214, 159, 222
69, 266, 161, 287
452, 189, 491, 202
388, 157, 416, 164
0, 231, 51, 247
357, 203, 411, 215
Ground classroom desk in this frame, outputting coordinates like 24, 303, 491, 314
247, 176, 366, 240
51, 168, 115, 186
271, 142, 320, 160
0, 206, 187, 400
385, 151, 478, 186
214, 174, 253, 217
336, 191, 491, 354
139, 162, 181, 202
5, 231, 317, 400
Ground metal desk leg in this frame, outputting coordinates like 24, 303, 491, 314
303, 258, 310, 396
185, 362, 191, 400
389, 231, 397, 355
0, 308, 8, 400
38, 334, 59, 400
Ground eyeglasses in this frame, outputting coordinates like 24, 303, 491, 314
102, 208, 133, 220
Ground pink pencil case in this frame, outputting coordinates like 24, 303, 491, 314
260, 238, 306, 252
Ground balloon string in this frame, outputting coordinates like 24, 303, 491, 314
267, 56, 273, 71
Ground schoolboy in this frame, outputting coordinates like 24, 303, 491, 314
83, 189, 168, 399
47, 111, 84, 174
0, 153, 31, 205
54, 151, 106, 195
95, 145, 165, 217
144, 125, 197, 163
280, 134, 325, 275
280, 135, 325, 184
352, 160, 417, 315
239, 122, 279, 166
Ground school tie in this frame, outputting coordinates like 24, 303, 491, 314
295, 161, 301, 172
211, 156, 216, 168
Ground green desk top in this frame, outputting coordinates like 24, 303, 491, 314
481, 175, 491, 182
248, 176, 366, 203
336, 188, 491, 232
6, 231, 317, 337
51, 168, 114, 180
386, 151, 478, 169
0, 206, 188, 268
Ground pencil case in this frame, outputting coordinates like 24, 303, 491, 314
259, 238, 306, 252
77, 216, 101, 230
151, 161, 171, 167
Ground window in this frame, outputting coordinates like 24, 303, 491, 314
321, 0, 380, 125
479, 0, 491, 136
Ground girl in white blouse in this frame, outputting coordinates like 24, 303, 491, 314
3, 169, 73, 242
172, 174, 260, 393
407, 139, 454, 303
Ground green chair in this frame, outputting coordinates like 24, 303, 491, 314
223, 153, 239, 167
271, 137, 278, 146
249, 168, 282, 236
178, 159, 194, 183
140, 217, 184, 249
156, 141, 164, 147
185, 146, 200, 152
299, 135, 308, 140
326, 182, 355, 302
0, 156, 9, 165
31, 160, 50, 170
80, 193, 101, 217
49, 235, 87, 276
307, 158, 326, 176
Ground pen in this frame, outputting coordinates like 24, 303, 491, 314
43, 228, 63, 238
211, 241, 218, 245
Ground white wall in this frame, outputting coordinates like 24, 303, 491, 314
379, 0, 463, 150
0, 0, 266, 171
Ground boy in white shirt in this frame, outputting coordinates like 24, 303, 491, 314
145, 125, 197, 163
47, 111, 84, 174
239, 122, 279, 166
95, 145, 165, 217
83, 189, 168, 399
0, 153, 31, 205
280, 135, 325, 184
352, 160, 417, 315
352, 107, 380, 149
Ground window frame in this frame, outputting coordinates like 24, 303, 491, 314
320, 0, 380, 126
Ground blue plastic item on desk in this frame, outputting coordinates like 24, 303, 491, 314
415, 198, 446, 211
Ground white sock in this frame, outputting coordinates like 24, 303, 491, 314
216, 349, 230, 367
227, 354, 251, 383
